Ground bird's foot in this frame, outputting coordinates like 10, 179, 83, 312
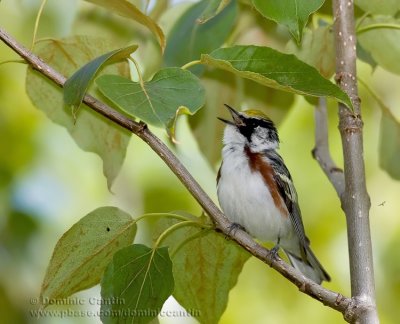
269, 244, 280, 260
226, 222, 246, 238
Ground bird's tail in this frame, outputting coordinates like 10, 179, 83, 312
286, 246, 331, 284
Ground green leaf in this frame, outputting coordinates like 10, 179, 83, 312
155, 217, 250, 324
379, 112, 400, 180
198, 0, 232, 23
100, 244, 174, 324
286, 25, 335, 78
96, 68, 206, 131
252, 0, 325, 43
355, 0, 400, 15
64, 44, 138, 115
358, 17, 400, 75
40, 207, 136, 304
164, 0, 237, 69
85, 0, 165, 51
26, 36, 131, 189
201, 45, 353, 109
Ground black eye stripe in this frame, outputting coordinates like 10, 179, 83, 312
238, 124, 253, 141
254, 118, 274, 129
238, 117, 279, 143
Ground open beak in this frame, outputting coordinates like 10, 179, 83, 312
217, 104, 245, 126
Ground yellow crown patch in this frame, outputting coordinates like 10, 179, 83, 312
242, 109, 270, 120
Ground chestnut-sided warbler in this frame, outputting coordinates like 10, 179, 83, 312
217, 104, 330, 283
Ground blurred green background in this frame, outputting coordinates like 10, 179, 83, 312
1, 0, 400, 323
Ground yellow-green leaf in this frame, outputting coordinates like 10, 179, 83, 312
40, 207, 136, 304
85, 0, 165, 51
26, 36, 131, 189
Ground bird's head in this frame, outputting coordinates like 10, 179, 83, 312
218, 104, 279, 152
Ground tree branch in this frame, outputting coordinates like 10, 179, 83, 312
312, 97, 345, 197
0, 26, 360, 321
332, 1, 379, 323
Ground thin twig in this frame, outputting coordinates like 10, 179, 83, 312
312, 98, 345, 198
332, 0, 378, 323
0, 26, 359, 321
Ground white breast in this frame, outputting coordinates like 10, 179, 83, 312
217, 144, 292, 243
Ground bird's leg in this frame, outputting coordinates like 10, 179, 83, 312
269, 237, 281, 260
227, 222, 246, 236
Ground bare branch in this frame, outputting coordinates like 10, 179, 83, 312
0, 26, 360, 321
313, 97, 345, 197
332, 1, 379, 323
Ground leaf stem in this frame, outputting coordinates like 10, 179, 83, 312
357, 23, 400, 35
129, 57, 145, 87
31, 0, 48, 51
0, 59, 26, 66
128, 56, 161, 123
154, 220, 204, 248
133, 212, 192, 224
181, 60, 201, 70
355, 11, 370, 30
